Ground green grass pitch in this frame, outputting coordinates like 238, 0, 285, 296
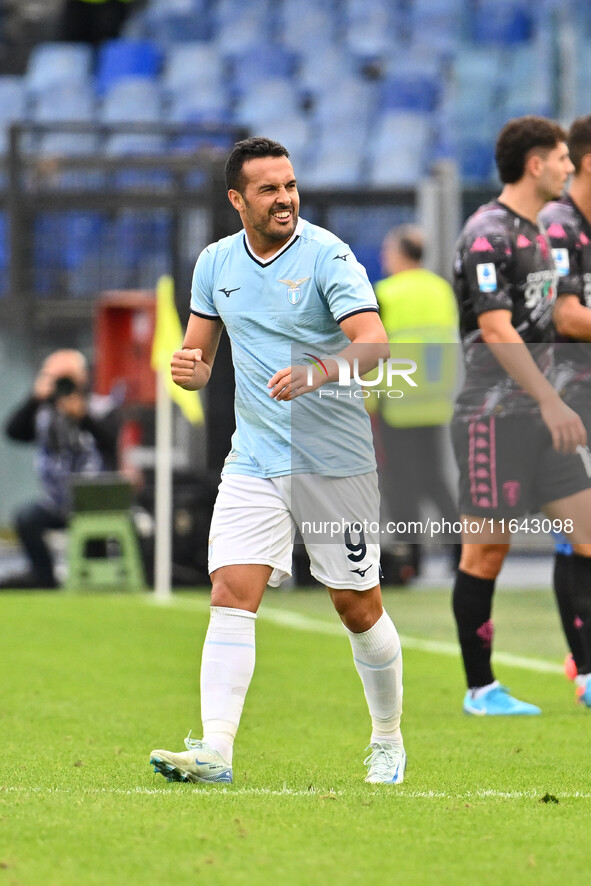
1, 585, 590, 886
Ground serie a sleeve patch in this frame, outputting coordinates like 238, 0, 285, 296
476, 262, 497, 292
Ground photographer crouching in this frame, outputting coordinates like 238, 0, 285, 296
1, 350, 120, 589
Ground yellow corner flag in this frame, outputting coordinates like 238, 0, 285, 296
151, 275, 204, 424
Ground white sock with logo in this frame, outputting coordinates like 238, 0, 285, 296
345, 609, 404, 747
200, 606, 257, 764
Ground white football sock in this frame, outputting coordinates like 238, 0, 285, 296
470, 680, 499, 699
200, 606, 257, 764
345, 609, 404, 746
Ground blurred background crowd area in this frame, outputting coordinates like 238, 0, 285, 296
0, 0, 588, 561
0, 0, 589, 190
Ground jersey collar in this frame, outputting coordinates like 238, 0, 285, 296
243, 217, 305, 267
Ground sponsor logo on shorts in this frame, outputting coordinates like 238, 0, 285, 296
350, 565, 372, 577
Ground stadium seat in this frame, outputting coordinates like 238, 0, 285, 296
161, 42, 225, 103
471, 1, 534, 44
368, 111, 432, 185
255, 116, 311, 171
96, 39, 162, 95
101, 78, 164, 155
234, 79, 300, 128
214, 9, 271, 57
380, 74, 441, 113
25, 43, 93, 98
296, 46, 355, 100
344, 11, 394, 61
315, 118, 370, 156
226, 43, 298, 99
278, 7, 336, 54
141, 0, 213, 44
298, 148, 364, 188
32, 84, 97, 157
166, 91, 231, 129
368, 149, 425, 186
457, 139, 496, 183
313, 76, 377, 129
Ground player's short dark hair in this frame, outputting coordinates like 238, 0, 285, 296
568, 115, 591, 174
225, 137, 290, 193
495, 116, 567, 184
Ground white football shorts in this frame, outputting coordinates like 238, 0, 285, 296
208, 472, 381, 590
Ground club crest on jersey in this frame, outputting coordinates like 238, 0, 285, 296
278, 277, 310, 305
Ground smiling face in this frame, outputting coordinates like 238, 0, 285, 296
228, 155, 300, 257
535, 141, 574, 202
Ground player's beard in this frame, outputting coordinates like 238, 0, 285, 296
243, 199, 298, 245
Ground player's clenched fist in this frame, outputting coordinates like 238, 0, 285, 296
171, 348, 202, 389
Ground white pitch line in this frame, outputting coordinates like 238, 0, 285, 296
147, 595, 564, 675
3, 785, 591, 800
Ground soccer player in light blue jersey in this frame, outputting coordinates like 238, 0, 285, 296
150, 137, 406, 785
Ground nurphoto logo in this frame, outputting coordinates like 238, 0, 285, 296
305, 355, 418, 392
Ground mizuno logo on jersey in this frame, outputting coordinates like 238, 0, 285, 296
333, 253, 350, 261
219, 287, 240, 297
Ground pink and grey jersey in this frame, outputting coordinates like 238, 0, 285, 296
540, 194, 591, 408
452, 200, 558, 418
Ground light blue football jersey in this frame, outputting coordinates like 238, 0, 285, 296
190, 218, 379, 477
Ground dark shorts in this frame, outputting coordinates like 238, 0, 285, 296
451, 413, 591, 517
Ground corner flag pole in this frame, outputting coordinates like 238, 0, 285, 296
151, 275, 204, 602
154, 366, 173, 601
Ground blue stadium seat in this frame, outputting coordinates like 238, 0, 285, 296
96, 39, 162, 95
449, 48, 503, 117
226, 43, 298, 99
368, 149, 425, 187
25, 43, 93, 98
368, 111, 432, 185
257, 116, 311, 171
313, 77, 377, 129
315, 118, 370, 156
471, 1, 534, 45
33, 84, 97, 158
299, 148, 365, 188
161, 42, 225, 102
142, 0, 213, 44
297, 46, 355, 100
344, 10, 395, 61
166, 91, 230, 127
101, 78, 166, 164
277, 7, 336, 54
215, 8, 272, 57
456, 138, 497, 183
234, 79, 300, 128
380, 74, 440, 113
101, 77, 163, 125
